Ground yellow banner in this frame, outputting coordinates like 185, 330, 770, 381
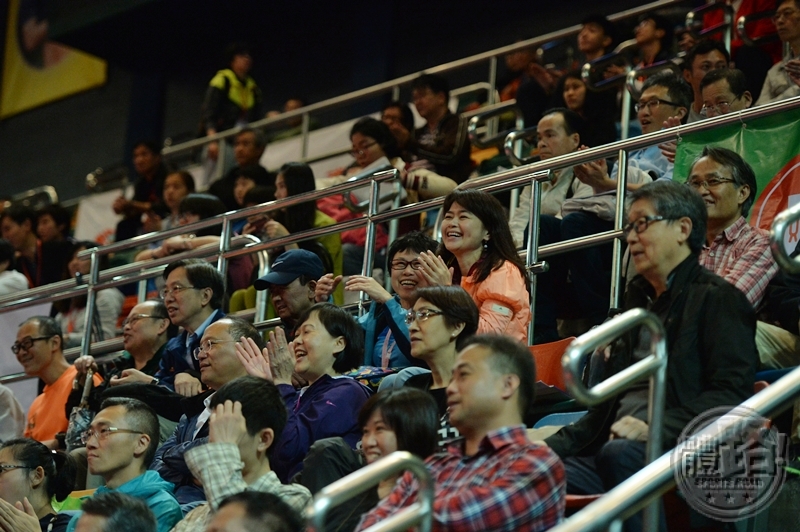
1, 0, 107, 119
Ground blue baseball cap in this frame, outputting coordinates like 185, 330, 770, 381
254, 249, 324, 289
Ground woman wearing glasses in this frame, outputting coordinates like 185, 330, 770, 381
235, 303, 372, 483
397, 286, 478, 446
419, 189, 531, 343
0, 438, 76, 532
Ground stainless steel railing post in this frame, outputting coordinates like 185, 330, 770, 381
562, 308, 668, 532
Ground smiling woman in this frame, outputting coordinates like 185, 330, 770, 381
240, 303, 373, 482
420, 189, 531, 343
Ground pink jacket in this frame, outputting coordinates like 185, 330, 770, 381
461, 260, 531, 344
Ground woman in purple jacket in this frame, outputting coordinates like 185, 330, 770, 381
236, 302, 372, 482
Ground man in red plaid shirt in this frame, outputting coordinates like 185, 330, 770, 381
356, 334, 565, 532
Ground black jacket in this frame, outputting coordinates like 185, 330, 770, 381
545, 255, 758, 458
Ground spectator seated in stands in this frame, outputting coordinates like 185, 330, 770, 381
553, 72, 617, 148
577, 14, 617, 64
699, 68, 753, 118
381, 101, 416, 162
254, 162, 342, 304
295, 387, 439, 532
0, 238, 29, 294
36, 203, 71, 244
358, 334, 566, 532
68, 398, 182, 532
418, 189, 531, 344
207, 128, 273, 211
172, 376, 311, 532
205, 492, 304, 532
542, 180, 758, 532
0, 438, 76, 532
267, 97, 320, 142
234, 303, 372, 482
533, 74, 691, 334
316, 231, 439, 370
321, 117, 456, 276
68, 300, 176, 433
409, 74, 473, 183
757, 0, 800, 105
140, 171, 196, 255
681, 39, 731, 123
632, 12, 672, 68
389, 285, 479, 447
201, 42, 264, 182
113, 140, 168, 243
114, 259, 225, 396
509, 108, 595, 248
253, 249, 324, 338
1, 205, 73, 288
150, 317, 260, 508
690, 147, 777, 309
73, 491, 156, 532
136, 194, 254, 293
231, 164, 272, 234
15, 316, 102, 448
55, 241, 124, 349
500, 41, 559, 128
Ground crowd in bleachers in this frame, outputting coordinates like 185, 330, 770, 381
1, 2, 800, 531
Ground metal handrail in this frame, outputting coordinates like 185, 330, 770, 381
503, 126, 538, 167
466, 100, 524, 149
158, 0, 683, 158
737, 10, 779, 47
625, 60, 683, 101
686, 2, 734, 52
562, 308, 668, 531
549, 365, 800, 532
769, 202, 800, 274
306, 451, 433, 532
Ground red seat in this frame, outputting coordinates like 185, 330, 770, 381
529, 337, 576, 390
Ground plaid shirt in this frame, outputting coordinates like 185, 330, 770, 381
172, 442, 311, 532
699, 217, 778, 308
356, 425, 565, 532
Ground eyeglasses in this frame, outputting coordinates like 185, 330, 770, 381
634, 98, 679, 113
390, 260, 423, 271
350, 142, 377, 157
405, 309, 444, 325
159, 285, 199, 299
686, 177, 736, 190
11, 336, 54, 354
122, 314, 162, 328
772, 8, 800, 22
193, 339, 237, 360
623, 215, 673, 236
700, 96, 741, 118
0, 464, 31, 475
80, 427, 143, 445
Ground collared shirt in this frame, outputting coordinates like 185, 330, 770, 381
699, 216, 778, 308
173, 442, 311, 532
192, 393, 216, 440
184, 310, 220, 365
356, 425, 565, 532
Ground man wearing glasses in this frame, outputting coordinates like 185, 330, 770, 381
150, 316, 261, 508
699, 68, 753, 119
67, 397, 181, 532
15, 316, 101, 448
146, 259, 226, 397
543, 180, 757, 532
757, 0, 800, 105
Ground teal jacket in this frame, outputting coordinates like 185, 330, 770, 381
67, 470, 182, 532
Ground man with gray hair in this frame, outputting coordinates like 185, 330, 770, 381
74, 491, 157, 532
544, 180, 758, 532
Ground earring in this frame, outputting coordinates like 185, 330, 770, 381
482, 240, 489, 250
